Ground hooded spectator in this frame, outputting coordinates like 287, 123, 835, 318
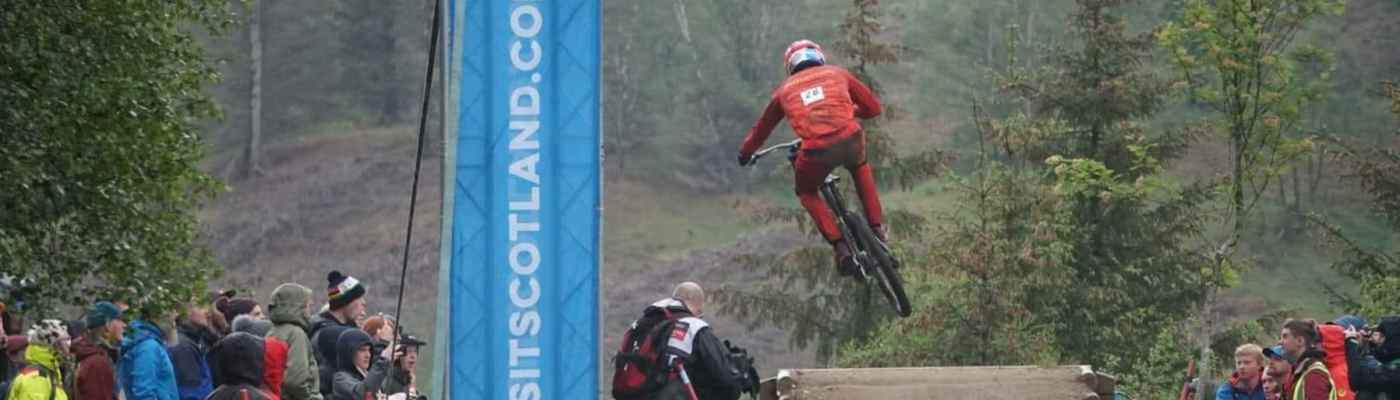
119, 315, 180, 400
7, 320, 70, 400
234, 314, 288, 399
74, 302, 124, 400
330, 329, 389, 400
266, 283, 323, 400
206, 332, 274, 400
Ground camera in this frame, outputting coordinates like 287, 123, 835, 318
724, 340, 762, 398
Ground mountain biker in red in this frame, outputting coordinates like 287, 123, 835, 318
738, 39, 885, 276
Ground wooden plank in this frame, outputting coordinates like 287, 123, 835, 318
758, 365, 1115, 400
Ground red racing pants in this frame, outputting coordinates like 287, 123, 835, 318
794, 131, 883, 243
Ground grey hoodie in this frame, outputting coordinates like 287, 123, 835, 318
330, 329, 387, 400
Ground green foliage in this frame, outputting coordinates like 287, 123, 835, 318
1312, 141, 1400, 317
840, 159, 1071, 367
1157, 0, 1341, 384
815, 0, 1216, 371
1114, 326, 1198, 399
0, 1, 233, 317
995, 0, 1210, 371
1157, 0, 1343, 231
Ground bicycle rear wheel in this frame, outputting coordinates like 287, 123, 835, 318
848, 212, 911, 318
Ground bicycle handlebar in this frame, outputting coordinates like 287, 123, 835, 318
749, 139, 802, 164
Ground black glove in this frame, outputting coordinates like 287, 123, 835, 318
738, 153, 755, 166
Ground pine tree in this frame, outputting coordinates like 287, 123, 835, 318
1311, 80, 1400, 317
842, 0, 1211, 372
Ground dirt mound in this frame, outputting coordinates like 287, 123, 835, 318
202, 128, 443, 315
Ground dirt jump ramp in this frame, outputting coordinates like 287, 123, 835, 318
757, 365, 1117, 400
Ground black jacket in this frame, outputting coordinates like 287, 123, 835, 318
169, 322, 219, 397
685, 327, 746, 400
310, 313, 355, 398
1350, 316, 1400, 398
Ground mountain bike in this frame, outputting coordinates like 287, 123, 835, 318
749, 139, 912, 318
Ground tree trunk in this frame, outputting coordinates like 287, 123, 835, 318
1277, 171, 1288, 237
1023, 6, 1035, 115
380, 12, 402, 125
985, 17, 996, 67
1290, 167, 1302, 236
246, 0, 263, 178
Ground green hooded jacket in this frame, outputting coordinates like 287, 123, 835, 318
7, 344, 70, 400
266, 283, 323, 400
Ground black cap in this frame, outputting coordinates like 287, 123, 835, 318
399, 334, 427, 348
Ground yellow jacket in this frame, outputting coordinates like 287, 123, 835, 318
7, 345, 70, 400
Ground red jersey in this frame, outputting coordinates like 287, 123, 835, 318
741, 65, 882, 155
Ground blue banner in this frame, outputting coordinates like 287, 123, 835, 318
433, 0, 600, 398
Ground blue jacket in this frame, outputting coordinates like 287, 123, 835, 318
1216, 372, 1267, 400
119, 321, 180, 400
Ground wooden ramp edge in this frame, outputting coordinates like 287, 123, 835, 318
757, 365, 1117, 400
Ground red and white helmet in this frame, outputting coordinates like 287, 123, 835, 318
783, 40, 826, 74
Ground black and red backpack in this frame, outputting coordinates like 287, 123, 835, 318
611, 305, 690, 400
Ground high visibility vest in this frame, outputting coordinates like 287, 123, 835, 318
1291, 362, 1338, 400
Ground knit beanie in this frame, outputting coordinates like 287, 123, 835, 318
216, 296, 260, 327
327, 270, 366, 311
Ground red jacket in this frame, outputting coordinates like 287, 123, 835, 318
741, 65, 882, 156
264, 336, 289, 398
71, 337, 117, 400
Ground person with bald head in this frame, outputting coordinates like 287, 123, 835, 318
613, 282, 756, 400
